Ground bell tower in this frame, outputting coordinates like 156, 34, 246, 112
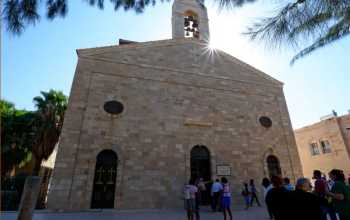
171, 0, 210, 42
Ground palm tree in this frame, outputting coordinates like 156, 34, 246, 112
1, 100, 36, 175
32, 89, 68, 175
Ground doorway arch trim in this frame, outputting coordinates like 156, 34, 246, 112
185, 140, 217, 183
263, 149, 283, 177
87, 142, 124, 209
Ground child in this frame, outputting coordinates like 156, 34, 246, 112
242, 182, 250, 210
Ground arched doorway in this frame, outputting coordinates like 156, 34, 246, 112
91, 149, 118, 209
190, 145, 212, 205
267, 155, 281, 179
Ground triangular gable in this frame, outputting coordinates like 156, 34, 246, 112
77, 38, 283, 87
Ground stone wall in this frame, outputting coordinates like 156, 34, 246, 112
294, 115, 350, 179
46, 38, 302, 211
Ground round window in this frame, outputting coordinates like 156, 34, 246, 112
103, 101, 124, 115
259, 116, 272, 128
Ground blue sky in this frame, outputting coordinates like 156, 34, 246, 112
2, 0, 349, 130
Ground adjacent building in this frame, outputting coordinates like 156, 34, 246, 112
294, 111, 350, 179
16, 144, 58, 208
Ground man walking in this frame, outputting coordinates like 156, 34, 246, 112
211, 179, 221, 212
250, 179, 262, 206
313, 170, 337, 220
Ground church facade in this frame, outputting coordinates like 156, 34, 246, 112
46, 0, 303, 211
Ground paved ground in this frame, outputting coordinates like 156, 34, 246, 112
1, 205, 273, 220
1, 205, 336, 220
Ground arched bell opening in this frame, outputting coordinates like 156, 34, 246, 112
91, 149, 118, 209
190, 145, 212, 205
267, 155, 282, 179
184, 10, 200, 38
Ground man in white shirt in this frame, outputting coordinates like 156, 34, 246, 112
211, 179, 221, 212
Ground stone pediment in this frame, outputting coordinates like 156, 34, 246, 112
77, 38, 283, 87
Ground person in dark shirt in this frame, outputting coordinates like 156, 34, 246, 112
289, 177, 328, 220
313, 170, 337, 220
265, 175, 291, 220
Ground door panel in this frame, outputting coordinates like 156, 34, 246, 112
190, 158, 213, 205
91, 162, 117, 209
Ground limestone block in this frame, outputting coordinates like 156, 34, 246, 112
17, 177, 41, 220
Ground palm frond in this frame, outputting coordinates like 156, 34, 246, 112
290, 20, 350, 65
46, 0, 68, 20
83, 0, 105, 9
2, 0, 25, 36
242, 0, 350, 64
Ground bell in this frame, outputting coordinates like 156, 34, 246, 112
188, 16, 193, 21
192, 22, 198, 28
186, 27, 191, 31
186, 31, 190, 36
191, 28, 196, 32
185, 21, 190, 27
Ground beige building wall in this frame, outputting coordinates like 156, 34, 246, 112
294, 114, 350, 179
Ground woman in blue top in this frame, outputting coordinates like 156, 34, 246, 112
250, 179, 262, 206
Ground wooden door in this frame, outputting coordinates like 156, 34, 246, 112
91, 150, 118, 209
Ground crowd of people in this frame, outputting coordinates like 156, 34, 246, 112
182, 169, 350, 220
265, 169, 350, 220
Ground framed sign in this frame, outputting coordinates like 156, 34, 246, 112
217, 165, 231, 176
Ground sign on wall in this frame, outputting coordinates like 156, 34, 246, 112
217, 165, 231, 176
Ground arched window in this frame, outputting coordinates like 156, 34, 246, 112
97, 149, 118, 163
267, 155, 281, 178
190, 145, 210, 159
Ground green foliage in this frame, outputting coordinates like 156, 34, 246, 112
1, 100, 36, 174
1, 89, 68, 175
1, 173, 30, 210
1, 190, 19, 210
32, 89, 68, 175
240, 0, 350, 65
1, 0, 171, 36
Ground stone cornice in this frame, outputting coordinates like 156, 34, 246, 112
80, 56, 282, 89
90, 71, 277, 98
294, 114, 350, 133
77, 37, 283, 87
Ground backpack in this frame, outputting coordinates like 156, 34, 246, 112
222, 184, 230, 196
241, 187, 250, 197
241, 189, 245, 196
182, 186, 191, 200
